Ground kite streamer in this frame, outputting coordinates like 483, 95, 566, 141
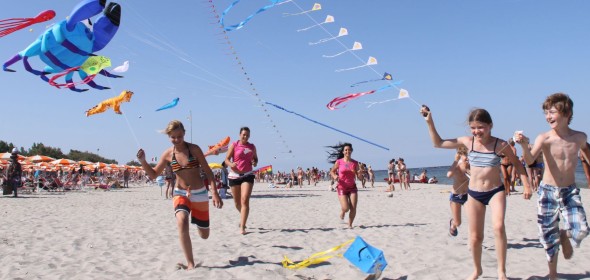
220, 0, 291, 31
283, 3, 321, 16
0, 10, 55, 38
156, 98, 179, 111
335, 56, 377, 72
282, 239, 354, 269
327, 81, 403, 110
309, 27, 347, 45
297, 15, 333, 32
323, 41, 362, 58
350, 72, 393, 87
265, 102, 389, 151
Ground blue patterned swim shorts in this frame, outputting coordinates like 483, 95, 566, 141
537, 182, 589, 261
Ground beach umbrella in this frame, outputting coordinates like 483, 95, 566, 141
78, 160, 94, 165
94, 162, 107, 169
26, 155, 56, 162
51, 158, 77, 166
0, 152, 25, 161
209, 163, 222, 169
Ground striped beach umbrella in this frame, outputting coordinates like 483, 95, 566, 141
0, 152, 25, 161
50, 158, 78, 166
26, 155, 56, 162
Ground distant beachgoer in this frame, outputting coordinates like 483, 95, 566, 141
516, 93, 590, 280
136, 120, 222, 270
4, 149, 22, 197
396, 159, 406, 190
387, 159, 395, 192
421, 105, 531, 280
418, 170, 428, 183
164, 163, 175, 199
123, 168, 130, 188
580, 142, 590, 188
328, 142, 360, 229
500, 138, 517, 193
428, 176, 438, 184
367, 165, 375, 188
359, 163, 367, 188
296, 167, 304, 188
446, 146, 470, 237
225, 126, 258, 235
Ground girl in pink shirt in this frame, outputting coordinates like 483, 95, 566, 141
329, 143, 360, 229
225, 127, 258, 235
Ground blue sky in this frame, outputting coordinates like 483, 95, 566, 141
1, 0, 589, 171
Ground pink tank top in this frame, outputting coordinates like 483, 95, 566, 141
337, 158, 358, 188
232, 141, 256, 173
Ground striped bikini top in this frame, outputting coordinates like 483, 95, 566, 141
467, 137, 501, 167
171, 143, 200, 172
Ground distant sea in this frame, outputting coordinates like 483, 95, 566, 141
373, 164, 589, 189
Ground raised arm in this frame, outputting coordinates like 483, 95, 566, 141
137, 148, 169, 180
516, 133, 543, 166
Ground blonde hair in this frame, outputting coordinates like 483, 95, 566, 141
163, 120, 185, 135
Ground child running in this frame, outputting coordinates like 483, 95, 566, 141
420, 106, 531, 280
328, 142, 361, 229
515, 93, 590, 280
446, 146, 470, 237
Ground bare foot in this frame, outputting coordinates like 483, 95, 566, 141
175, 262, 195, 270
466, 268, 482, 280
498, 271, 508, 280
560, 230, 573, 259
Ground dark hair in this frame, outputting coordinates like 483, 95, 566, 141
468, 108, 493, 125
240, 127, 250, 133
543, 93, 573, 124
326, 142, 353, 164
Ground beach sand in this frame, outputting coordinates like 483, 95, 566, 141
1, 181, 589, 279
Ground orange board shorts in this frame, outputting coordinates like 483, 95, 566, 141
173, 187, 209, 229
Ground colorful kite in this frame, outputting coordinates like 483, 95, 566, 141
204, 136, 230, 156
365, 88, 414, 108
283, 3, 321, 16
323, 41, 362, 58
350, 72, 393, 87
156, 98, 180, 111
327, 81, 403, 110
220, 0, 291, 31
309, 27, 347, 45
48, 56, 114, 89
112, 60, 129, 73
86, 90, 134, 117
2, 0, 122, 92
0, 10, 55, 38
335, 56, 377, 72
297, 15, 333, 32
265, 102, 389, 151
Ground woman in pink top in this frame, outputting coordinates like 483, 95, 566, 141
225, 127, 258, 235
329, 143, 360, 229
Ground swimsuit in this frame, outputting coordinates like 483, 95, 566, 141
171, 143, 200, 172
537, 182, 589, 261
467, 137, 501, 168
466, 137, 504, 205
449, 192, 468, 205
468, 185, 505, 205
173, 187, 210, 229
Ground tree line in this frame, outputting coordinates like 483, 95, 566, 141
0, 140, 135, 165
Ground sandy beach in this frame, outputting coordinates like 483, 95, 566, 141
1, 181, 589, 279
